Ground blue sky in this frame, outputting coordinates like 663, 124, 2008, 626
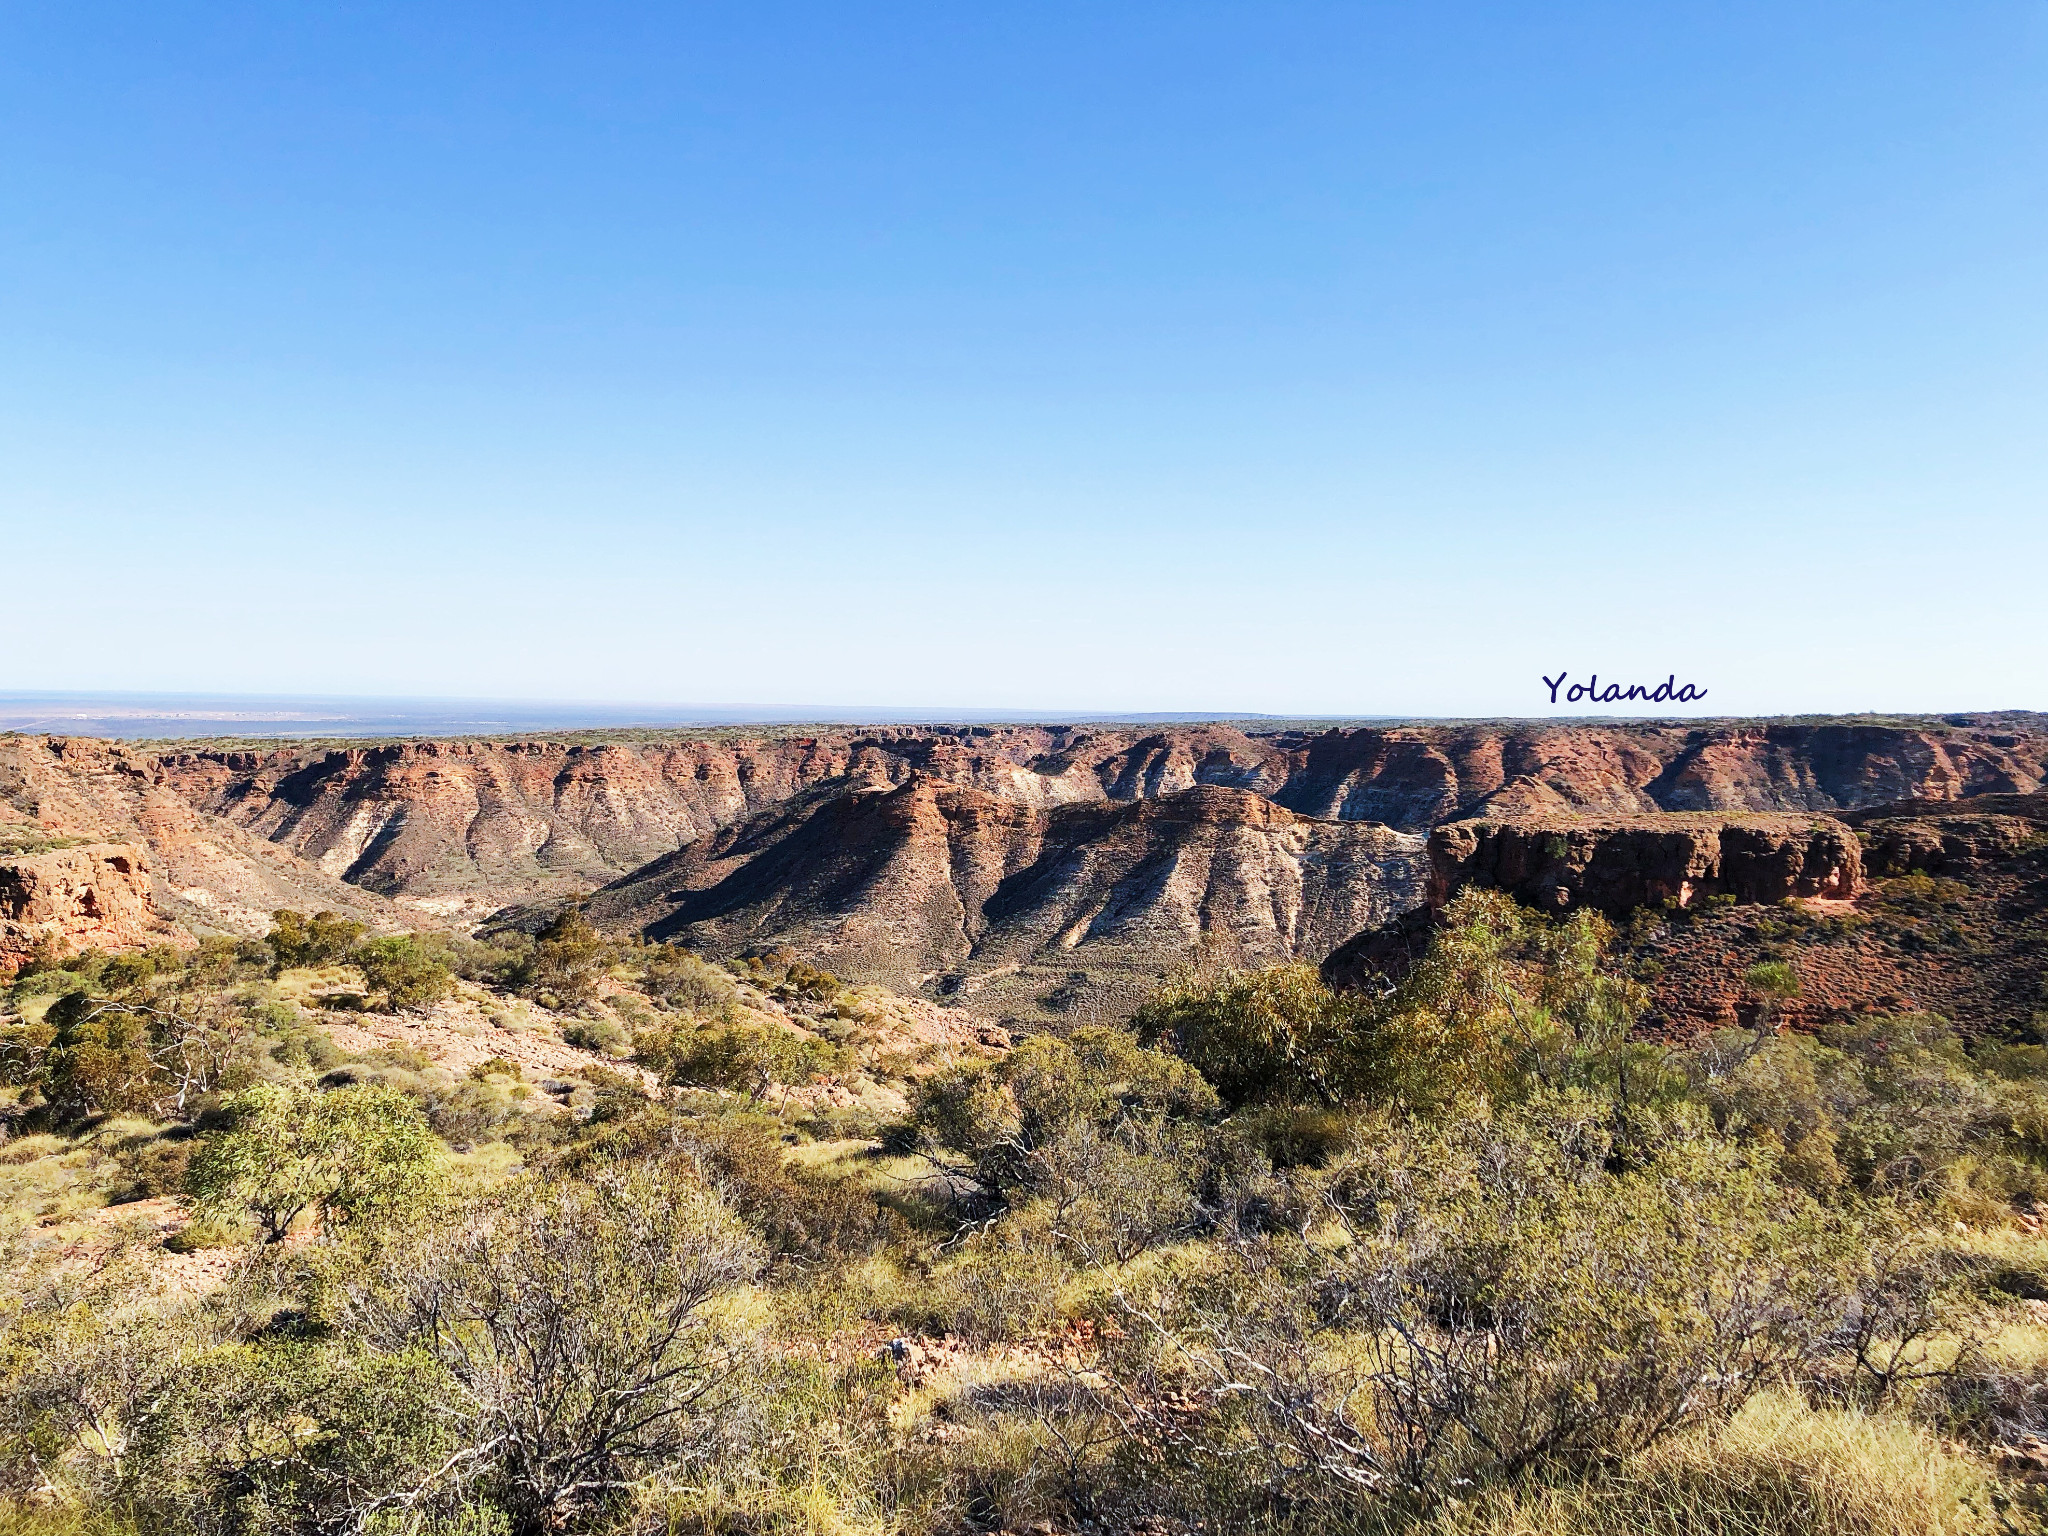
4, 2, 2044, 717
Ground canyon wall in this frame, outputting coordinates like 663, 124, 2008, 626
141, 717, 2048, 911
1423, 813, 1864, 915
0, 842, 174, 967
581, 778, 1426, 1013
6, 715, 2044, 1007
1, 735, 407, 963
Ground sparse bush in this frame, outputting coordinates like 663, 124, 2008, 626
562, 1014, 630, 1056
635, 1016, 846, 1103
936, 1219, 1068, 1344
639, 944, 740, 1016
567, 1113, 892, 1267
324, 1162, 765, 1533
1102, 1091, 1867, 1523
912, 1028, 1220, 1263
526, 907, 608, 1006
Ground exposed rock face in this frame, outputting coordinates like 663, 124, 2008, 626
580, 778, 1426, 1016
1841, 793, 2048, 876
0, 735, 407, 950
6, 714, 2043, 1004
0, 842, 172, 967
1320, 811, 1866, 995
141, 718, 2047, 906
1423, 814, 1863, 916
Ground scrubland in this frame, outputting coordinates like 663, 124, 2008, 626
5, 895, 2048, 1534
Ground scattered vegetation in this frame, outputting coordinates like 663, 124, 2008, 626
4, 888, 2048, 1533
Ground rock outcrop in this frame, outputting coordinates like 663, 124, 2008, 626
1321, 811, 1867, 995
6, 714, 2042, 1005
1840, 792, 2048, 876
0, 842, 173, 967
0, 735, 408, 959
1423, 813, 1863, 916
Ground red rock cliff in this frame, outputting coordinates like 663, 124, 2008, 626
1424, 813, 1863, 916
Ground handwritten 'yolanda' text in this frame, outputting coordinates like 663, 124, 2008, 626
1541, 673, 1708, 706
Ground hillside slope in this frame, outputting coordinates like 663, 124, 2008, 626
1, 736, 408, 965
8, 716, 2046, 1016
580, 777, 1426, 1019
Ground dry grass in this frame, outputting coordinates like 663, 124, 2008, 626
1437, 1391, 1996, 1536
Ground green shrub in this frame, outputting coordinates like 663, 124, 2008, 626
562, 1014, 630, 1056
913, 1026, 1218, 1221
1133, 961, 1373, 1109
266, 909, 365, 970
634, 1017, 845, 1102
1102, 1091, 1867, 1522
639, 944, 740, 1016
186, 1081, 441, 1241
935, 1219, 1068, 1344
526, 907, 609, 1006
348, 935, 456, 1012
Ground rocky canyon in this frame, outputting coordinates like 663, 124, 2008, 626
6, 715, 2046, 1028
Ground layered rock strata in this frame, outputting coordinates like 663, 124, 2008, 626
1423, 814, 1864, 916
581, 778, 1427, 1013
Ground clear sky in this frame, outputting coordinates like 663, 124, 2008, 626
4, 2, 2044, 718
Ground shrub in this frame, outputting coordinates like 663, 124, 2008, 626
527, 908, 608, 1005
2, 985, 258, 1122
186, 1081, 441, 1241
1134, 891, 1666, 1121
936, 1219, 1068, 1344
635, 1017, 845, 1102
266, 909, 365, 970
326, 1163, 765, 1532
1102, 1091, 1866, 1522
347, 935, 456, 1012
562, 1014, 630, 1056
912, 1028, 1219, 1260
639, 944, 740, 1016
568, 1114, 892, 1266
1132, 962, 1373, 1109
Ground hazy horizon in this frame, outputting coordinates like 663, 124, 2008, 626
3, 689, 2040, 743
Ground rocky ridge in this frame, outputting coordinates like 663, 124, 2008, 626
0, 842, 177, 961
145, 718, 2047, 906
6, 717, 2046, 1020
579, 777, 1426, 1018
0, 735, 406, 968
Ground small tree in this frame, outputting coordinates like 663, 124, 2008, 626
1132, 962, 1371, 1109
3, 987, 256, 1121
268, 909, 367, 970
530, 907, 609, 1005
635, 1017, 843, 1108
187, 1082, 440, 1241
1743, 959, 1803, 1030
349, 935, 456, 1012
638, 944, 739, 1016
